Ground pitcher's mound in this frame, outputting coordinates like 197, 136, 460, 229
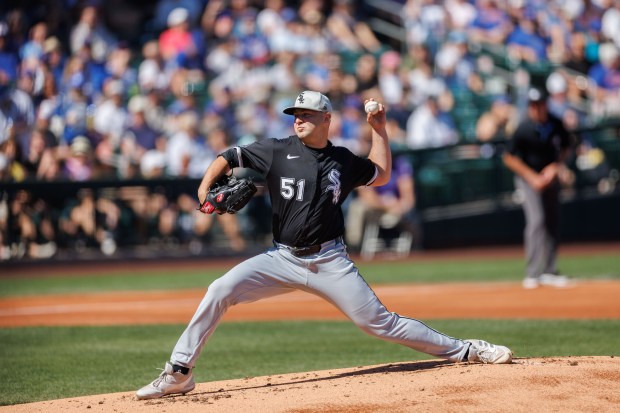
5, 356, 618, 413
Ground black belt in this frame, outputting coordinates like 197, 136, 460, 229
285, 244, 322, 257
276, 238, 342, 257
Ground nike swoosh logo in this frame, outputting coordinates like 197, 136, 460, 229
287, 154, 300, 159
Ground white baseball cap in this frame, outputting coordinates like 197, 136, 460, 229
168, 7, 189, 27
283, 91, 332, 115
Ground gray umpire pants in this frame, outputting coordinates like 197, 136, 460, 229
170, 239, 469, 368
515, 177, 561, 279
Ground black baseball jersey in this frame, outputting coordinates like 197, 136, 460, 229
222, 136, 377, 247
507, 114, 571, 172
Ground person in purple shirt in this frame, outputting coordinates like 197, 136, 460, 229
346, 154, 419, 252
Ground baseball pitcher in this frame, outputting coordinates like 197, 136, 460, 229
137, 91, 513, 400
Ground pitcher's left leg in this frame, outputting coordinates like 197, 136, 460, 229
306, 247, 468, 362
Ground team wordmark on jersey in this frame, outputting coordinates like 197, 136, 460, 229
326, 169, 341, 204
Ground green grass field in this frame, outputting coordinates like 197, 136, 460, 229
1, 252, 619, 406
1, 253, 618, 297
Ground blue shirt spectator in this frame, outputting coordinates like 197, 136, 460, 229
506, 19, 548, 63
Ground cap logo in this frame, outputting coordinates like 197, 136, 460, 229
283, 90, 331, 115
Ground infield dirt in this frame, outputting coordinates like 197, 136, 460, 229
3, 356, 619, 413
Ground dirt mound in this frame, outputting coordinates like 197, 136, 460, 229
4, 356, 618, 413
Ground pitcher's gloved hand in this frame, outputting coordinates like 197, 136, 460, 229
198, 175, 257, 215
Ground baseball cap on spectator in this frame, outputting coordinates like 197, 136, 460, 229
106, 79, 124, 96
546, 72, 567, 95
527, 87, 547, 104
140, 150, 166, 177
71, 136, 92, 155
599, 42, 619, 66
283, 91, 332, 115
561, 0, 584, 20
168, 8, 189, 27
44, 36, 61, 54
128, 95, 148, 113
425, 79, 445, 100
436, 45, 460, 72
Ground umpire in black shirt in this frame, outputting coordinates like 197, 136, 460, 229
503, 87, 573, 289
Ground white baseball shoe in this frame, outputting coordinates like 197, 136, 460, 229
539, 273, 571, 288
136, 362, 195, 400
522, 276, 540, 289
465, 339, 513, 364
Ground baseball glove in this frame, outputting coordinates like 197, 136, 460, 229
198, 175, 257, 215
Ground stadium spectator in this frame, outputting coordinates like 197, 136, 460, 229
475, 95, 517, 142
159, 8, 195, 64
406, 83, 458, 149
42, 36, 65, 88
505, 9, 547, 63
325, 0, 381, 53
601, 1, 620, 48
165, 111, 205, 177
22, 126, 55, 178
445, 0, 477, 31
545, 71, 588, 131
402, 0, 450, 57
0, 135, 26, 182
0, 22, 18, 83
1, 69, 36, 160
58, 188, 121, 255
63, 135, 95, 181
466, 0, 512, 46
352, 53, 379, 96
345, 154, 419, 253
138, 40, 169, 93
588, 42, 620, 120
152, 0, 204, 33
563, 31, 593, 75
377, 50, 404, 110
7, 189, 57, 259
19, 22, 47, 64
434, 31, 475, 93
70, 4, 117, 63
105, 43, 137, 94
122, 95, 165, 163
92, 79, 127, 142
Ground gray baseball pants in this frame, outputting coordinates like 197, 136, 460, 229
515, 177, 560, 278
170, 239, 469, 368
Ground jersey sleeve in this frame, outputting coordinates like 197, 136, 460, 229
506, 123, 527, 157
558, 121, 572, 150
221, 139, 275, 175
352, 154, 378, 187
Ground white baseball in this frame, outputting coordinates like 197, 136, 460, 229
365, 101, 379, 115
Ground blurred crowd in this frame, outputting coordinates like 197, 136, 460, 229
1, 0, 620, 259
